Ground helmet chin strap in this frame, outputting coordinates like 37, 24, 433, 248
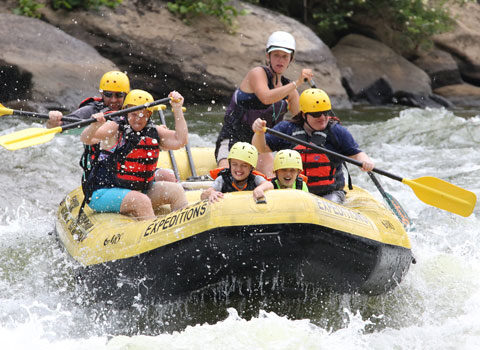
303, 114, 324, 133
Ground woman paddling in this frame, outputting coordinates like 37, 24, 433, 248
252, 88, 374, 204
215, 31, 313, 176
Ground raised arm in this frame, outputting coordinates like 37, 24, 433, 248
251, 118, 273, 154
80, 113, 118, 147
157, 91, 188, 150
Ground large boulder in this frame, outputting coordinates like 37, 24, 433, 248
434, 83, 480, 106
332, 34, 450, 107
434, 1, 480, 85
0, 13, 117, 112
413, 49, 463, 89
38, 1, 349, 107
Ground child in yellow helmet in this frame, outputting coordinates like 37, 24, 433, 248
201, 142, 273, 203
80, 90, 189, 219
272, 149, 309, 192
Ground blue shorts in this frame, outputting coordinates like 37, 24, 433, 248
88, 188, 131, 213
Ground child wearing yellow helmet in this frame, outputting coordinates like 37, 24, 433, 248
272, 149, 309, 192
80, 90, 189, 219
201, 142, 273, 203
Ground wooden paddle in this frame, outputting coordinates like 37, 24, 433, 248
0, 103, 79, 123
0, 97, 172, 151
264, 127, 477, 217
304, 79, 413, 226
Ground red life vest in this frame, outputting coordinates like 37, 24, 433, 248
78, 96, 103, 108
114, 121, 161, 191
292, 122, 344, 195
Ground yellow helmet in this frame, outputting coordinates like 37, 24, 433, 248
274, 149, 303, 171
122, 89, 155, 112
227, 142, 258, 168
99, 71, 130, 93
299, 88, 331, 113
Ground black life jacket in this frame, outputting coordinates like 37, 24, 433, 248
215, 66, 290, 159
78, 97, 108, 217
210, 168, 260, 193
271, 176, 305, 190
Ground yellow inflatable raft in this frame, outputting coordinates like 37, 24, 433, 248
56, 147, 413, 302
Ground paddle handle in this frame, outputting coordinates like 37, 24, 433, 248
265, 127, 403, 182
60, 97, 172, 132
305, 78, 317, 89
11, 109, 79, 123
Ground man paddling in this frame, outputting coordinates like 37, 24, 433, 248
47, 70, 176, 182
47, 70, 130, 128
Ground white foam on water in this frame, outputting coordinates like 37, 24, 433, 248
2, 107, 480, 349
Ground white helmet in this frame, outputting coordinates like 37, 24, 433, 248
266, 31, 296, 56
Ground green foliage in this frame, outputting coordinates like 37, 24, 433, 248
311, 0, 459, 49
167, 0, 246, 27
250, 0, 475, 50
13, 0, 122, 17
51, 0, 122, 10
13, 0, 44, 18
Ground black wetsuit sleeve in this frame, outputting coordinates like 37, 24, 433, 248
65, 104, 101, 121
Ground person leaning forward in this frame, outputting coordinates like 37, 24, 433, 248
48, 70, 176, 183
252, 88, 374, 204
80, 89, 189, 220
47, 70, 130, 128
215, 31, 313, 177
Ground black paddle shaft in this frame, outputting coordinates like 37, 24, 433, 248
11, 109, 79, 123
265, 127, 403, 182
60, 97, 172, 132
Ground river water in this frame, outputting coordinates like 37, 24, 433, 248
1, 104, 480, 349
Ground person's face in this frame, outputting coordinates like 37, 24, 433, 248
229, 159, 253, 182
276, 168, 301, 188
126, 108, 151, 132
305, 111, 329, 131
267, 50, 292, 74
102, 91, 126, 111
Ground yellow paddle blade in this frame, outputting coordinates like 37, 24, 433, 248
0, 127, 62, 151
403, 176, 477, 217
0, 103, 14, 117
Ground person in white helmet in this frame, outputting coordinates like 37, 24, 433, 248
215, 31, 313, 177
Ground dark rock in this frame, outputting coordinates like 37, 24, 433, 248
0, 60, 32, 101
333, 34, 432, 102
413, 49, 463, 89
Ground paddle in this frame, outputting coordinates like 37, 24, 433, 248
0, 103, 79, 123
264, 127, 477, 217
0, 97, 172, 151
157, 104, 201, 181
304, 79, 413, 226
158, 104, 182, 181
367, 171, 412, 228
